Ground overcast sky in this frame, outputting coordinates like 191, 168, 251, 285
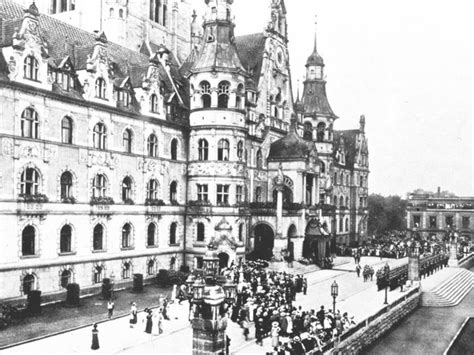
230, 0, 473, 198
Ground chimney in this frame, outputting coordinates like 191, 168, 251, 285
437, 187, 441, 196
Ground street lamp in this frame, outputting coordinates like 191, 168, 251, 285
383, 262, 390, 305
331, 281, 339, 314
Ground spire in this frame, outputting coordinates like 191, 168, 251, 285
306, 15, 324, 67
296, 79, 300, 102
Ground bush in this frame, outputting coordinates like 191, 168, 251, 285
66, 283, 80, 306
180, 265, 190, 273
133, 274, 143, 293
27, 290, 42, 315
101, 278, 112, 300
156, 269, 189, 287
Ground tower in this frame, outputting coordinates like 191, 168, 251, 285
103, 0, 128, 46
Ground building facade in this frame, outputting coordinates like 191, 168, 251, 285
0, 0, 369, 302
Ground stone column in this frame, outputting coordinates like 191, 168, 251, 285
192, 317, 227, 355
276, 185, 284, 238
313, 176, 318, 207
448, 233, 459, 267
408, 246, 420, 282
302, 173, 307, 204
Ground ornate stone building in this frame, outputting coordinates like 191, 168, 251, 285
0, 0, 369, 302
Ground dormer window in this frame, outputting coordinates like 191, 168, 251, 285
52, 69, 75, 91
150, 94, 159, 113
117, 90, 130, 107
95, 78, 107, 99
24, 56, 39, 81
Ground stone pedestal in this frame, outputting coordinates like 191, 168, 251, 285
448, 241, 459, 267
408, 255, 420, 281
192, 318, 227, 355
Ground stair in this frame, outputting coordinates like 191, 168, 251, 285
421, 269, 474, 307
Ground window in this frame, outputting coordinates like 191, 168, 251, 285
316, 122, 326, 142
147, 179, 159, 200
150, 94, 159, 113
21, 108, 39, 139
24, 56, 39, 81
93, 123, 107, 150
93, 174, 107, 198
93, 224, 104, 251
60, 270, 72, 288
359, 176, 364, 188
339, 196, 344, 208
198, 139, 209, 161
122, 223, 132, 249
429, 216, 437, 229
413, 215, 421, 228
346, 175, 350, 186
218, 139, 230, 161
345, 219, 349, 232
334, 196, 338, 207
320, 162, 326, 174
346, 197, 349, 208
60, 225, 72, 253
196, 256, 204, 269
238, 224, 244, 242
147, 259, 156, 275
61, 116, 73, 144
339, 217, 343, 233
147, 223, 157, 246
22, 274, 35, 294
95, 78, 107, 99
359, 197, 363, 208
197, 223, 205, 242
123, 129, 132, 153
445, 216, 453, 228
21, 168, 40, 196
109, 8, 115, 17
256, 149, 263, 169
236, 84, 244, 109
304, 122, 312, 141
162, 4, 167, 26
236, 185, 244, 203
117, 90, 130, 107
122, 177, 132, 202
462, 217, 470, 229
255, 186, 262, 202
200, 81, 211, 108
170, 181, 178, 203
93, 266, 103, 284
22, 225, 36, 256
60, 171, 73, 200
171, 139, 178, 160
60, 0, 68, 12
119, 9, 124, 18
237, 141, 244, 161
217, 185, 230, 205
197, 184, 208, 202
147, 134, 158, 157
218, 81, 230, 108
169, 223, 177, 245
339, 173, 344, 185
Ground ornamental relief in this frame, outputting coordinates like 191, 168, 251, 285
79, 150, 118, 169
188, 162, 246, 176
255, 170, 268, 181
1, 138, 14, 156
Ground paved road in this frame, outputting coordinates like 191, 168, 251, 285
3, 257, 409, 354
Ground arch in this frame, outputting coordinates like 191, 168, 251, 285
147, 134, 158, 157
147, 222, 157, 247
256, 149, 263, 169
60, 224, 72, 253
60, 171, 73, 200
287, 224, 297, 238
121, 223, 132, 248
93, 224, 104, 251
122, 128, 133, 153
60, 269, 72, 288
316, 122, 326, 142
217, 139, 230, 161
21, 167, 41, 196
333, 195, 338, 207
95, 77, 107, 99
147, 179, 159, 200
237, 140, 244, 161
150, 93, 159, 113
22, 273, 37, 294
22, 225, 36, 256
109, 7, 114, 17
169, 181, 178, 203
121, 260, 132, 279
169, 222, 177, 245
303, 121, 313, 141
24, 55, 39, 81
93, 263, 105, 284
200, 81, 211, 108
170, 138, 178, 160
253, 223, 275, 260
93, 122, 107, 149
272, 185, 293, 205
198, 139, 209, 161
147, 257, 157, 275
339, 196, 344, 208
92, 173, 108, 198
218, 252, 230, 269
218, 81, 230, 108
254, 186, 263, 202
61, 116, 73, 144
118, 8, 124, 18
121, 176, 133, 202
21, 107, 39, 139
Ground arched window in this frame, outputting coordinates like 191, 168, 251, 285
320, 161, 326, 174
316, 122, 326, 142
60, 224, 72, 253
60, 270, 72, 288
93, 265, 103, 284
274, 106, 279, 119
198, 139, 209, 161
147, 134, 158, 157
171, 138, 178, 160
150, 94, 159, 113
21, 107, 39, 139
22, 274, 35, 294
200, 81, 211, 108
256, 149, 263, 169
236, 83, 244, 109
122, 177, 132, 202
61, 116, 73, 144
169, 223, 177, 245
93, 224, 104, 251
218, 81, 230, 108
93, 123, 107, 150
255, 186, 262, 202
345, 218, 349, 232
147, 179, 159, 200
346, 197, 349, 207
119, 9, 124, 18
22, 225, 36, 256
218, 139, 230, 161
339, 217, 344, 233
24, 56, 39, 81
109, 7, 114, 17
197, 222, 205, 242
340, 196, 344, 208
147, 259, 156, 275
21, 168, 40, 196
123, 129, 132, 153
333, 195, 338, 207
303, 121, 312, 141
147, 223, 157, 247
60, 171, 73, 199
237, 141, 244, 161
170, 181, 178, 203
92, 174, 107, 198
238, 223, 244, 242
346, 175, 350, 186
162, 4, 167, 26
95, 78, 107, 99
122, 223, 132, 248
339, 172, 344, 185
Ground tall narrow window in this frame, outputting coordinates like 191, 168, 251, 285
170, 181, 178, 203
93, 266, 103, 284
238, 224, 244, 242
150, 94, 159, 113
93, 174, 107, 198
147, 134, 158, 157
21, 168, 40, 196
122, 262, 131, 279
122, 177, 132, 202
169, 223, 177, 245
316, 122, 326, 142
95, 78, 107, 99
255, 186, 262, 203
147, 259, 156, 275
60, 171, 73, 199
218, 81, 230, 108
21, 108, 39, 139
147, 179, 159, 200
200, 81, 211, 108
197, 184, 208, 202
22, 225, 36, 256
256, 149, 263, 169
24, 56, 39, 81
123, 129, 132, 153
304, 122, 312, 141
162, 4, 167, 26
93, 224, 104, 251
197, 223, 205, 242
237, 141, 244, 161
122, 223, 132, 248
61, 116, 73, 144
171, 139, 178, 160
60, 225, 72, 253
93, 123, 107, 150
60, 0, 68, 12
198, 139, 209, 161
236, 185, 244, 203
217, 184, 230, 205
218, 139, 230, 161
147, 223, 156, 246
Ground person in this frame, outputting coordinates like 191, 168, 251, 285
153, 308, 163, 335
107, 300, 115, 319
129, 302, 137, 328
178, 284, 186, 305
162, 298, 170, 320
271, 321, 281, 348
225, 334, 231, 355
316, 306, 325, 325
91, 323, 99, 350
356, 264, 361, 278
255, 317, 264, 346
302, 277, 308, 296
144, 309, 153, 334
171, 284, 177, 304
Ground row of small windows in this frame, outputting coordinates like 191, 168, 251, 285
196, 139, 262, 166
412, 215, 471, 229
333, 195, 350, 209
303, 122, 328, 142
50, 0, 75, 14
149, 0, 168, 26
21, 221, 173, 257
338, 217, 350, 233
198, 81, 244, 109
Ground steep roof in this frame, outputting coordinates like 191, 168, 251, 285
301, 80, 337, 118
235, 33, 266, 85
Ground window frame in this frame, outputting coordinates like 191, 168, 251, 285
218, 139, 230, 161
21, 108, 39, 139
21, 168, 40, 196
61, 116, 73, 144
24, 56, 39, 81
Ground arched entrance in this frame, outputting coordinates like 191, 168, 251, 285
218, 252, 229, 269
287, 225, 297, 260
253, 224, 275, 260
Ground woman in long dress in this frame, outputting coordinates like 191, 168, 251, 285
129, 302, 138, 328
152, 308, 163, 335
145, 310, 153, 334
91, 323, 99, 350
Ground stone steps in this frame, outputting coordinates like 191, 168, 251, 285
421, 269, 473, 307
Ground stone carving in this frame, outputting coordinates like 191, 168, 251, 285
255, 170, 268, 181
89, 152, 118, 169
138, 159, 159, 173
188, 163, 246, 177
2, 139, 14, 156
8, 56, 16, 77
161, 161, 169, 175
21, 145, 40, 159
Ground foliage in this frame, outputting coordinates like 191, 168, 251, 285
145, 199, 165, 206
368, 194, 407, 235
188, 200, 212, 207
123, 198, 134, 205
18, 194, 49, 203
156, 269, 189, 287
90, 196, 114, 205
61, 197, 77, 204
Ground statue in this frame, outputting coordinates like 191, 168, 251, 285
275, 163, 284, 185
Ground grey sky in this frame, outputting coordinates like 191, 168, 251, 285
231, 0, 473, 198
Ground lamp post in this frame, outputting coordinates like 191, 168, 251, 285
331, 280, 339, 314
383, 262, 390, 305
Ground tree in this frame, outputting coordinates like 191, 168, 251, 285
368, 194, 407, 235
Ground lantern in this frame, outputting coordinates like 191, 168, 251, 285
186, 274, 196, 295
223, 278, 237, 304
192, 277, 205, 302
203, 248, 220, 278
331, 280, 339, 298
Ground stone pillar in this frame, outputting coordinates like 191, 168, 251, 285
313, 176, 318, 206
276, 186, 283, 238
408, 247, 420, 282
448, 234, 459, 267
192, 318, 227, 355
302, 173, 307, 204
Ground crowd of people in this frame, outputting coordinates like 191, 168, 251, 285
220, 261, 356, 354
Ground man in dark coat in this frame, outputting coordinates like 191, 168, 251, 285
316, 306, 325, 325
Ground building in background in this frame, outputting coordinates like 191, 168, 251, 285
0, 0, 369, 302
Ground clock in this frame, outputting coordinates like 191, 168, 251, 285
275, 47, 285, 69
